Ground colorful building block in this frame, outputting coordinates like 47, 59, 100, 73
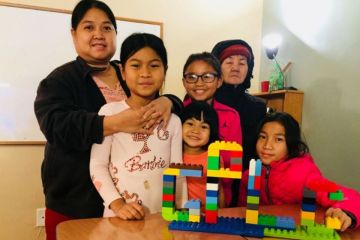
207, 168, 242, 178
169, 217, 264, 238
329, 190, 344, 201
326, 216, 341, 229
246, 209, 259, 224
301, 211, 315, 220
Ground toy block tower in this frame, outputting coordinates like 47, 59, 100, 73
300, 187, 316, 226
245, 159, 262, 224
162, 163, 203, 221
205, 141, 243, 224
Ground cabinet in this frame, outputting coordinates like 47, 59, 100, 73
253, 90, 304, 124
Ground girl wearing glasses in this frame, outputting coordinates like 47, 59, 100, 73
182, 52, 242, 207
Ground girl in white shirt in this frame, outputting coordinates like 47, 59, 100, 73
90, 33, 186, 220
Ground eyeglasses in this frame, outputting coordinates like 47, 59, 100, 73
183, 72, 218, 83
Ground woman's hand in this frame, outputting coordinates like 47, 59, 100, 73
142, 96, 172, 130
103, 96, 172, 136
110, 198, 145, 220
325, 207, 352, 231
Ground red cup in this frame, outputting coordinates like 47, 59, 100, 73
261, 81, 270, 92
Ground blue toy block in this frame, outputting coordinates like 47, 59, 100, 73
275, 216, 296, 229
168, 217, 264, 238
184, 199, 201, 209
247, 189, 260, 196
255, 159, 262, 176
163, 175, 175, 182
205, 196, 218, 204
180, 169, 202, 177
206, 190, 218, 197
248, 175, 255, 190
301, 203, 316, 212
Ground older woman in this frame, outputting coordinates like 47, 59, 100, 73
34, 1, 181, 239
212, 39, 266, 206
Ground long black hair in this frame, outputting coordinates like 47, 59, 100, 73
180, 101, 219, 149
257, 112, 309, 159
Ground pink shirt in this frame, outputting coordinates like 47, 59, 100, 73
93, 76, 127, 103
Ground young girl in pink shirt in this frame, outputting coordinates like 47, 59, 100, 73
181, 101, 225, 210
239, 112, 360, 231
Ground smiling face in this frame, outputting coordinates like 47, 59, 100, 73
221, 55, 248, 85
182, 60, 222, 104
182, 116, 211, 154
71, 8, 116, 65
121, 47, 165, 102
256, 121, 288, 165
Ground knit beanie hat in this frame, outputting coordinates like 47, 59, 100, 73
211, 39, 254, 89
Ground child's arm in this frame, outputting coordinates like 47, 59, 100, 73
90, 105, 139, 218
325, 207, 354, 232
306, 169, 360, 230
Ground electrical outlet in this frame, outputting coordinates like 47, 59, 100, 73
36, 208, 45, 227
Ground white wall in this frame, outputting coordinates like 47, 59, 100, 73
260, 0, 360, 190
0, 1, 263, 239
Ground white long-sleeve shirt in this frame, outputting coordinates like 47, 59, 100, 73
90, 100, 186, 216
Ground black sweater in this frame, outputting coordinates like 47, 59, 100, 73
34, 57, 182, 218
215, 83, 266, 206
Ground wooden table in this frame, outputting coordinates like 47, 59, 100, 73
57, 205, 359, 240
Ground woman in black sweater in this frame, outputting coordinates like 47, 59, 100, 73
212, 39, 266, 206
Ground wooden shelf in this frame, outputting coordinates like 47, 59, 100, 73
253, 90, 304, 124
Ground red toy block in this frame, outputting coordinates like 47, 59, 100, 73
230, 164, 242, 171
254, 176, 261, 190
205, 210, 218, 224
162, 194, 174, 201
230, 151, 243, 158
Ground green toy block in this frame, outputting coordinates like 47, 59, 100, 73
329, 190, 344, 201
163, 187, 174, 194
205, 203, 218, 211
247, 195, 260, 204
264, 224, 340, 240
301, 218, 315, 227
162, 201, 174, 208
177, 210, 189, 222
162, 207, 175, 221
207, 156, 220, 170
258, 214, 276, 226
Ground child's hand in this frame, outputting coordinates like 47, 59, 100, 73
325, 207, 352, 231
110, 198, 145, 220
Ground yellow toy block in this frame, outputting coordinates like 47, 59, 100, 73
189, 214, 201, 222
207, 168, 242, 179
208, 148, 220, 157
326, 216, 341, 229
245, 209, 259, 224
208, 140, 242, 151
301, 211, 315, 220
163, 168, 180, 176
